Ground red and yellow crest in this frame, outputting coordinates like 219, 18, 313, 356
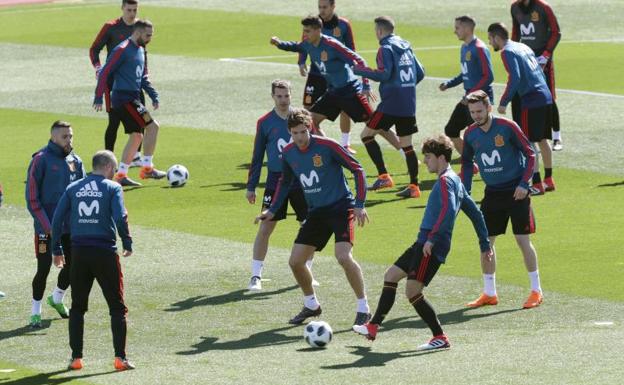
333, 27, 341, 38
320, 50, 328, 61
465, 51, 472, 61
313, 154, 323, 167
68, 161, 76, 172
531, 11, 539, 22
494, 134, 505, 147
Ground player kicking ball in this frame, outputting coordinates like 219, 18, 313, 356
353, 134, 491, 350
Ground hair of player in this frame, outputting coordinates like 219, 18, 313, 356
301, 15, 323, 29
287, 108, 313, 130
50, 120, 71, 133
92, 150, 118, 171
487, 22, 509, 40
374, 16, 395, 33
271, 79, 291, 94
455, 15, 476, 29
465, 90, 491, 106
133, 19, 153, 32
122, 0, 138, 5
422, 135, 454, 162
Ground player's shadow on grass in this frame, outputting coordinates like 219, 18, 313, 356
199, 181, 266, 190
0, 320, 53, 343
164, 285, 298, 312
321, 345, 442, 369
597, 180, 624, 187
177, 325, 300, 355
0, 369, 115, 385
381, 306, 522, 333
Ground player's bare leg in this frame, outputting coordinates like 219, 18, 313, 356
466, 235, 498, 307
139, 121, 166, 180
288, 243, 322, 324
335, 242, 370, 325
115, 133, 143, 186
339, 112, 356, 153
378, 129, 401, 150
248, 220, 278, 291
514, 234, 543, 308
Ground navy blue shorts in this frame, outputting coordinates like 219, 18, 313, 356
368, 110, 417, 137
294, 208, 354, 251
394, 242, 441, 286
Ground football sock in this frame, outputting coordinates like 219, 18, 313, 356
118, 163, 129, 176
483, 274, 497, 296
545, 168, 552, 179
410, 293, 443, 336
134, 151, 141, 160
304, 294, 320, 310
341, 133, 350, 147
52, 286, 65, 304
403, 145, 419, 185
142, 155, 153, 168
32, 299, 42, 315
251, 260, 263, 278
532, 171, 542, 185
362, 136, 387, 175
552, 131, 561, 141
528, 270, 542, 293
356, 297, 370, 314
370, 281, 398, 325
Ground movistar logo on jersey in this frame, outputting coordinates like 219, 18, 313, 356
520, 23, 536, 37
398, 52, 413, 66
399, 67, 414, 84
481, 150, 501, 166
277, 138, 292, 153
78, 200, 100, 217
300, 170, 320, 187
76, 180, 103, 198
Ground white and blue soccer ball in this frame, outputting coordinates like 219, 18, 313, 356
304, 320, 333, 348
166, 164, 189, 187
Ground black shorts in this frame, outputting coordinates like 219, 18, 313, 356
511, 95, 552, 142
294, 208, 354, 251
444, 101, 473, 138
480, 188, 536, 236
303, 73, 327, 108
394, 242, 441, 286
262, 188, 307, 222
113, 99, 154, 134
368, 111, 417, 137
310, 91, 373, 123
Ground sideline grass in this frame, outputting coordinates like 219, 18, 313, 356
1, 108, 623, 301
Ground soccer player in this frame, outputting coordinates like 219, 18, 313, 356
271, 16, 400, 151
353, 134, 491, 350
25, 121, 85, 328
94, 19, 163, 187
246, 80, 314, 291
255, 108, 371, 326
487, 22, 555, 196
90, 0, 145, 164
51, 150, 134, 371
439, 15, 494, 156
511, 0, 562, 150
353, 16, 425, 198
461, 90, 544, 309
299, 0, 356, 153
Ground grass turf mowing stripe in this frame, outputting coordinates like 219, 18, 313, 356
1, 108, 622, 301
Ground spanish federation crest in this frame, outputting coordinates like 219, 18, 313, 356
313, 154, 323, 167
494, 134, 505, 147
333, 27, 341, 38
68, 160, 76, 172
465, 51, 472, 61
531, 11, 540, 22
320, 50, 328, 61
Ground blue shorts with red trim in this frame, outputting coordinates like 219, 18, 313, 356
113, 99, 153, 134
480, 188, 535, 236
394, 242, 441, 286
294, 207, 354, 251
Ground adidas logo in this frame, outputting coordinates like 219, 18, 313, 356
76, 180, 103, 198
398, 52, 413, 67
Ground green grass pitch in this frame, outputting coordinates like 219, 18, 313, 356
0, 1, 623, 384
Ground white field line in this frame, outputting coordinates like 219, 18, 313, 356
219, 57, 624, 99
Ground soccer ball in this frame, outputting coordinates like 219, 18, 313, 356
303, 320, 333, 348
166, 164, 189, 187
